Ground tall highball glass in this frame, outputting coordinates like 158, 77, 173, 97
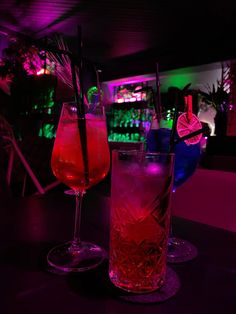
109, 151, 175, 293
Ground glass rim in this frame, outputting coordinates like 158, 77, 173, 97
60, 102, 106, 119
112, 149, 175, 157
62, 101, 79, 108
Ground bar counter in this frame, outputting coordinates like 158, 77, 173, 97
1, 182, 236, 314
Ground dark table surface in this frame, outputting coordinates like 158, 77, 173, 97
1, 181, 236, 314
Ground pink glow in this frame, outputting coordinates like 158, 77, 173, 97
0, 30, 8, 36
146, 163, 163, 175
104, 74, 156, 87
109, 30, 151, 58
37, 68, 50, 75
172, 169, 236, 233
117, 98, 124, 103
13, 1, 68, 32
103, 74, 156, 103
115, 94, 146, 103
1, 0, 78, 37
113, 84, 147, 103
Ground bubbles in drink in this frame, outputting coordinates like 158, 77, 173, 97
109, 157, 173, 293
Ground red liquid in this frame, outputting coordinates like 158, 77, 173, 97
109, 212, 170, 293
109, 167, 172, 293
51, 116, 110, 191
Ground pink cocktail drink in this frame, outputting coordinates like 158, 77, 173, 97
109, 151, 174, 293
47, 103, 110, 273
51, 114, 110, 191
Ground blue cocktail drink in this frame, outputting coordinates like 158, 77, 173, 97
146, 127, 200, 262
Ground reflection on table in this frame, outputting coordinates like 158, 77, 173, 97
1, 181, 236, 314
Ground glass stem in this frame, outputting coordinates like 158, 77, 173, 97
168, 208, 175, 249
72, 191, 85, 247
169, 221, 173, 240
169, 219, 174, 239
169, 194, 175, 241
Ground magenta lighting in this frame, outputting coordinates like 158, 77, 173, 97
114, 86, 146, 103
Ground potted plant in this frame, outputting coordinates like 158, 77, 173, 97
198, 67, 230, 136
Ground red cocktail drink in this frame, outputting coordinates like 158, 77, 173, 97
51, 114, 110, 191
109, 151, 174, 293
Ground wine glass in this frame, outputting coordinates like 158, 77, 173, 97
146, 117, 200, 263
47, 102, 110, 272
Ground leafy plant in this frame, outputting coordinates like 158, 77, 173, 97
46, 33, 89, 107
2, 35, 55, 76
198, 64, 230, 112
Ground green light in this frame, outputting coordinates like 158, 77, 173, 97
160, 68, 195, 92
87, 86, 98, 103
160, 119, 173, 129
38, 123, 55, 139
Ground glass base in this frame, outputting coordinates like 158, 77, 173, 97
64, 189, 75, 195
116, 267, 180, 303
47, 241, 107, 273
167, 237, 198, 263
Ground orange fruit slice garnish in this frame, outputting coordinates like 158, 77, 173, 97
177, 112, 202, 145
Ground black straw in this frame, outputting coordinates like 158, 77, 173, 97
35, 33, 89, 184
76, 25, 85, 117
169, 94, 179, 153
174, 126, 208, 145
75, 25, 89, 185
155, 62, 162, 121
70, 58, 82, 115
95, 66, 102, 106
